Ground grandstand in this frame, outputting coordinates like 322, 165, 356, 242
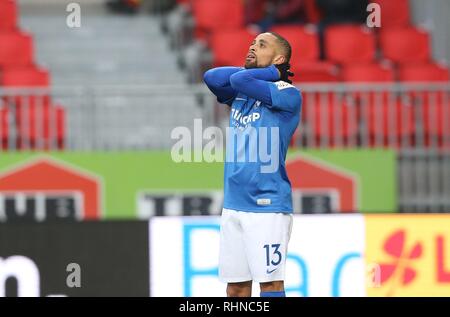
1, 0, 450, 298
1, 0, 448, 212
171, 0, 450, 212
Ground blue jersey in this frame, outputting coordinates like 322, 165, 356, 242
204, 65, 302, 213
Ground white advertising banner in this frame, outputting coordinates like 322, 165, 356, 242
150, 215, 366, 297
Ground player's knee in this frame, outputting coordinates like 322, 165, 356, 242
227, 282, 252, 297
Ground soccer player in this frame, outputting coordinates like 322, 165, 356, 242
203, 32, 302, 297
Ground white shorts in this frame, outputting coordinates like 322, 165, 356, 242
219, 208, 293, 283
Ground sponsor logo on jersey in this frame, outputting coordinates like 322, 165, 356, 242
274, 81, 294, 90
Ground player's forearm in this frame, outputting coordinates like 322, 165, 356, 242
203, 67, 242, 89
229, 66, 279, 104
239, 65, 280, 82
203, 67, 242, 104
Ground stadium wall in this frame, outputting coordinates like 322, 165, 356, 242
2, 215, 450, 297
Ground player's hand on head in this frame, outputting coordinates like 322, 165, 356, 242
275, 63, 294, 84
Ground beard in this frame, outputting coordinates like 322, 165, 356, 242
244, 58, 257, 69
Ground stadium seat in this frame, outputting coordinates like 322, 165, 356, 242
1, 67, 52, 128
301, 94, 359, 147
304, 0, 323, 23
342, 62, 394, 109
341, 63, 414, 148
210, 28, 257, 67
398, 63, 450, 82
399, 63, 450, 148
325, 25, 376, 64
192, 0, 244, 41
16, 103, 66, 150
380, 27, 431, 64
370, 0, 410, 28
292, 62, 340, 82
1, 66, 50, 87
0, 0, 18, 31
342, 63, 395, 124
342, 63, 395, 82
270, 25, 320, 63
1, 66, 51, 109
0, 106, 8, 150
54, 105, 66, 150
416, 98, 450, 149
367, 99, 415, 148
0, 31, 34, 68
291, 64, 352, 146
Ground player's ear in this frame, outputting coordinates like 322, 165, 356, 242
273, 54, 286, 65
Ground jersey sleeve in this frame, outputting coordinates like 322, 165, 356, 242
268, 81, 302, 113
203, 67, 242, 105
227, 66, 301, 113
229, 65, 280, 105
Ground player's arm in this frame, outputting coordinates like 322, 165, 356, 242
203, 67, 242, 105
228, 65, 279, 105
229, 65, 300, 113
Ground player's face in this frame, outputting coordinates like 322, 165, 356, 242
245, 33, 280, 69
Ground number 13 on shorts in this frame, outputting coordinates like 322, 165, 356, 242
264, 244, 282, 273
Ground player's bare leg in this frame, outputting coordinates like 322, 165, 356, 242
260, 280, 285, 297
226, 281, 252, 297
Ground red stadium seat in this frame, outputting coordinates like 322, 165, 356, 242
301, 93, 359, 147
0, 0, 18, 31
398, 63, 450, 82
416, 98, 450, 149
399, 63, 450, 148
367, 100, 415, 148
342, 63, 395, 82
292, 62, 339, 83
54, 105, 66, 150
380, 27, 431, 65
0, 31, 34, 68
1, 67, 51, 125
1, 66, 50, 87
370, 0, 410, 28
211, 28, 257, 67
0, 106, 9, 149
341, 64, 414, 148
304, 0, 323, 23
325, 25, 376, 64
16, 103, 66, 150
192, 0, 244, 40
342, 63, 395, 126
342, 62, 393, 110
270, 25, 320, 62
